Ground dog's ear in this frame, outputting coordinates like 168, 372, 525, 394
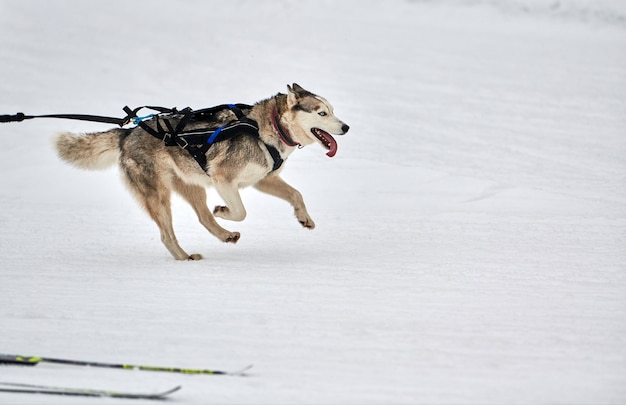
287, 83, 309, 109
287, 84, 298, 109
291, 83, 305, 93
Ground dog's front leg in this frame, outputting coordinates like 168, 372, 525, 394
213, 181, 247, 222
254, 175, 315, 229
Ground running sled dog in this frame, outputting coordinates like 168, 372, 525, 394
54, 84, 350, 260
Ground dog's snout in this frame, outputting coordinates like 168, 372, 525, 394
341, 124, 350, 134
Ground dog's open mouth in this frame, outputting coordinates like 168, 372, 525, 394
311, 128, 338, 158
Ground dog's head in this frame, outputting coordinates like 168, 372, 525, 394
285, 83, 349, 157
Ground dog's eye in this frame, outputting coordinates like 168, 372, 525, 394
318, 111, 327, 116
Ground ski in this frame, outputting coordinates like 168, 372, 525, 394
0, 382, 181, 400
0, 353, 252, 376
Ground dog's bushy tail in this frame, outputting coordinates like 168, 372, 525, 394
54, 129, 123, 170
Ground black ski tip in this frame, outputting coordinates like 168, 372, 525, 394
160, 385, 182, 396
0, 361, 37, 366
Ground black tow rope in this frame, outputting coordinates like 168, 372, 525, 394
0, 112, 125, 126
0, 105, 177, 126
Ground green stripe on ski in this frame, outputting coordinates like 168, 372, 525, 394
16, 356, 40, 364
138, 365, 220, 374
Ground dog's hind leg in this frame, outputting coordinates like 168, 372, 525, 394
144, 190, 201, 261
172, 178, 240, 244
121, 167, 198, 260
254, 175, 315, 229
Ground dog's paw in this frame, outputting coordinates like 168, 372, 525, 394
300, 219, 315, 229
224, 232, 240, 243
213, 205, 246, 221
297, 213, 315, 229
188, 253, 203, 261
213, 205, 229, 218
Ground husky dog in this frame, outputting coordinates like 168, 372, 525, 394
54, 84, 349, 260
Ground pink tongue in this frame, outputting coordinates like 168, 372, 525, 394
324, 134, 338, 158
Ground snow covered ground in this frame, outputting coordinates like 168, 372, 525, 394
1, 0, 625, 403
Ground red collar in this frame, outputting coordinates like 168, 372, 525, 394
271, 108, 300, 147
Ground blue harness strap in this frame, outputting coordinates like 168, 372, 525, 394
130, 114, 155, 125
207, 125, 224, 144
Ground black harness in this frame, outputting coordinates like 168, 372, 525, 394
122, 104, 283, 172
1, 104, 284, 173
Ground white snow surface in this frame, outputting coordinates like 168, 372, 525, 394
1, 0, 625, 404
